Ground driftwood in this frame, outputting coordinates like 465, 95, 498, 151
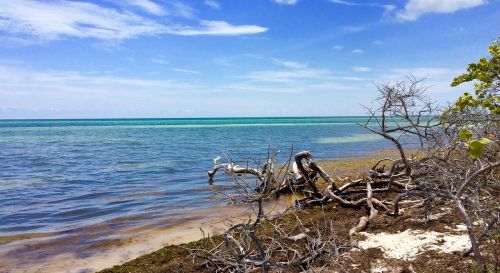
199, 77, 499, 272
203, 144, 498, 272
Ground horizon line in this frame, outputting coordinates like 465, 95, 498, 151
0, 115, 372, 121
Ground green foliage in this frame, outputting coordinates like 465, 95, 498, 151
446, 38, 499, 159
468, 140, 485, 158
458, 129, 492, 157
477, 138, 491, 145
459, 129, 473, 141
450, 38, 500, 115
458, 136, 491, 158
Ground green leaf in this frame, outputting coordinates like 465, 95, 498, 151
468, 140, 485, 158
478, 138, 491, 145
459, 129, 473, 141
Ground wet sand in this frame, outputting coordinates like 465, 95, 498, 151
0, 197, 294, 273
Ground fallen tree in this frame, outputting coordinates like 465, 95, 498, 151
200, 46, 499, 272
199, 76, 498, 272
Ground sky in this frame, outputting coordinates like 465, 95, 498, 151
0, 0, 498, 119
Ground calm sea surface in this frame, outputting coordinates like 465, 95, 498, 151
0, 117, 395, 271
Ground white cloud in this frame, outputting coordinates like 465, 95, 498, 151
0, 64, 216, 118
388, 67, 460, 79
245, 59, 369, 87
169, 1, 195, 18
333, 45, 344, 50
0, 0, 267, 41
172, 68, 200, 74
328, 0, 396, 16
246, 68, 330, 83
245, 58, 331, 84
372, 40, 384, 46
0, 64, 197, 94
151, 56, 168, 65
204, 0, 221, 9
124, 0, 165, 15
328, 0, 358, 6
396, 0, 486, 21
0, 0, 164, 40
352, 66, 372, 72
273, 0, 300, 5
165, 21, 267, 36
352, 49, 364, 54
378, 67, 467, 93
382, 5, 397, 15
271, 58, 308, 69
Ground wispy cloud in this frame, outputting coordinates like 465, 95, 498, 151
372, 40, 384, 46
151, 56, 168, 65
378, 67, 466, 93
328, 0, 396, 15
352, 66, 371, 72
328, 0, 358, 6
0, 64, 197, 94
352, 49, 364, 54
204, 0, 221, 9
396, 0, 486, 21
245, 59, 330, 84
123, 0, 166, 16
0, 64, 214, 118
272, 0, 300, 5
0, 0, 164, 40
333, 45, 344, 50
172, 68, 200, 74
387, 67, 461, 79
0, 0, 267, 42
271, 58, 308, 69
166, 21, 267, 36
169, 1, 195, 18
246, 68, 330, 83
245, 58, 367, 87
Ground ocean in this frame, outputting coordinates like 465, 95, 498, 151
0, 117, 395, 272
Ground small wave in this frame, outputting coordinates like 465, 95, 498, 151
316, 134, 384, 144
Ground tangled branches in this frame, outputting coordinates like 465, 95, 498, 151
188, 200, 345, 273
198, 77, 498, 272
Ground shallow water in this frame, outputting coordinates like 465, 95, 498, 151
0, 117, 395, 272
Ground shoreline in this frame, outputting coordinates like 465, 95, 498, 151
0, 200, 290, 273
1, 149, 405, 273
0, 195, 294, 273
96, 146, 488, 273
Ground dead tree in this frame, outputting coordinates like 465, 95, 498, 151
360, 76, 439, 179
197, 151, 349, 272
202, 77, 499, 272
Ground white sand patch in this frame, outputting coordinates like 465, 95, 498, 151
358, 229, 470, 260
450, 224, 468, 231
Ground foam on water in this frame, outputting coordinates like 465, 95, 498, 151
316, 133, 384, 144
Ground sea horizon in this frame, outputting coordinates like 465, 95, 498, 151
0, 115, 370, 121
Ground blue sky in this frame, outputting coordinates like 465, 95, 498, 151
0, 0, 498, 118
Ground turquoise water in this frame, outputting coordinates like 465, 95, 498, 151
0, 117, 393, 237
